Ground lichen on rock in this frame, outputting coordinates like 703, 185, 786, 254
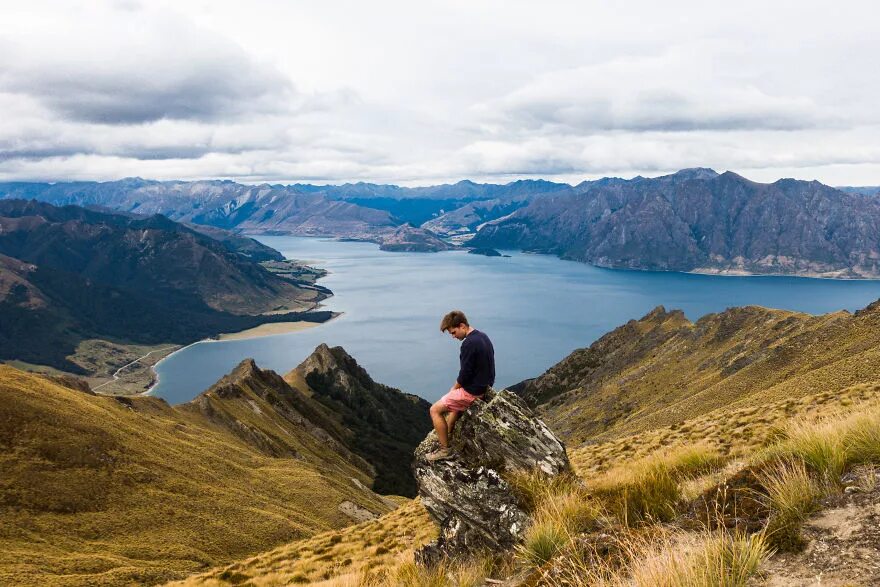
412, 389, 570, 565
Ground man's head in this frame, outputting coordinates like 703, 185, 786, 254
440, 310, 470, 340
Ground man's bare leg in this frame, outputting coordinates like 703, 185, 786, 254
430, 400, 451, 448
427, 401, 456, 461
446, 410, 461, 437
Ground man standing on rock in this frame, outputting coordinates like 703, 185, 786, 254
426, 310, 495, 462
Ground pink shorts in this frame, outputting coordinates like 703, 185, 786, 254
440, 386, 481, 413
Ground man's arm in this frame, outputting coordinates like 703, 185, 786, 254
457, 339, 476, 390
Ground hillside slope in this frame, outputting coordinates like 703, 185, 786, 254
0, 366, 384, 585
0, 200, 328, 372
0, 343, 430, 585
520, 299, 880, 446
471, 169, 880, 277
289, 344, 433, 496
157, 299, 880, 587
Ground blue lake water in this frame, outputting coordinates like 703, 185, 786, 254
152, 237, 880, 404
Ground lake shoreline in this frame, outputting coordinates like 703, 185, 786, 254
144, 313, 341, 398
152, 236, 880, 405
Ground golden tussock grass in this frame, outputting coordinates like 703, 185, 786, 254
759, 459, 821, 551
549, 528, 768, 587
542, 305, 880, 448
0, 366, 393, 586
589, 444, 724, 525
569, 381, 880, 479
518, 486, 602, 566
181, 386, 880, 586
172, 500, 436, 586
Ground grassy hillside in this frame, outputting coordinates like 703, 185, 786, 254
166, 301, 880, 586
522, 302, 880, 444
0, 364, 396, 586
171, 380, 880, 586
171, 500, 435, 586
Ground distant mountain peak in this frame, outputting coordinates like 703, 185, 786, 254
671, 168, 720, 180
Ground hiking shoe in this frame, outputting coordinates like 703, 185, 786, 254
425, 447, 453, 462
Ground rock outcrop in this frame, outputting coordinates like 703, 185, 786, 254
412, 389, 569, 564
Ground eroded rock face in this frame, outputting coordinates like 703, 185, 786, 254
412, 389, 570, 564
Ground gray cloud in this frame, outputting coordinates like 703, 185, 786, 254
0, 5, 292, 124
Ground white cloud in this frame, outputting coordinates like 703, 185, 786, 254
0, 0, 878, 185
475, 46, 835, 134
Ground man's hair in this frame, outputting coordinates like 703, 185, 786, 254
440, 310, 469, 332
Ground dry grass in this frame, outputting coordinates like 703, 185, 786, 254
0, 366, 394, 586
590, 444, 723, 525
759, 460, 821, 551
843, 410, 880, 465
540, 305, 880, 447
569, 382, 880, 479
177, 385, 880, 586
761, 417, 848, 484
173, 500, 436, 586
754, 405, 880, 479
303, 553, 507, 587
546, 527, 768, 587
515, 472, 601, 566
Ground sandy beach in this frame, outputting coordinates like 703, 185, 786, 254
215, 320, 324, 341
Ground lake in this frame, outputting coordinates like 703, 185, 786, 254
152, 237, 880, 404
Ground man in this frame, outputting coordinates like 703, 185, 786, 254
426, 310, 495, 462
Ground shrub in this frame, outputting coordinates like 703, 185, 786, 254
594, 458, 680, 524
781, 418, 848, 484
520, 517, 570, 566
546, 528, 768, 587
760, 459, 821, 551
843, 410, 880, 465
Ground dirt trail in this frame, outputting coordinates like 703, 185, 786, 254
753, 470, 880, 586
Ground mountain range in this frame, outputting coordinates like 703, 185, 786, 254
0, 200, 328, 373
0, 178, 569, 244
471, 168, 880, 277
130, 298, 880, 586
5, 171, 880, 277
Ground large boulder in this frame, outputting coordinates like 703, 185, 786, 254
412, 389, 570, 564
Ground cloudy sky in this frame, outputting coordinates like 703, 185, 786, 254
1, 0, 878, 186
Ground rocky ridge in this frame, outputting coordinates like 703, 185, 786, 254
518, 298, 880, 447
293, 343, 433, 496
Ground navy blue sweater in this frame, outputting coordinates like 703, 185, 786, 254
457, 329, 495, 395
